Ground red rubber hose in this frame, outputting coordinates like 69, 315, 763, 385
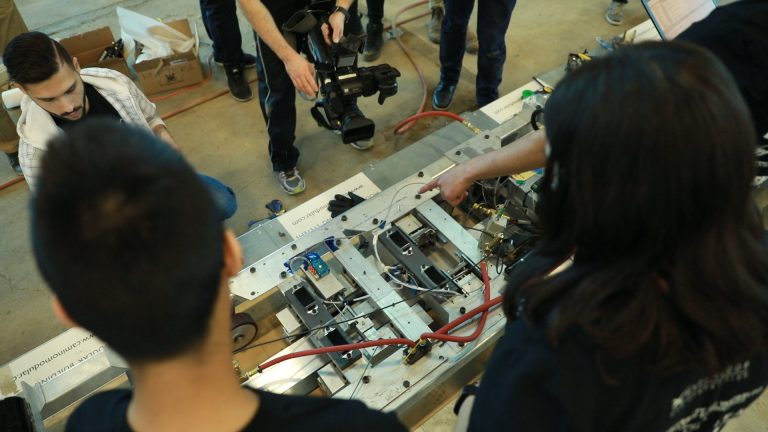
394, 110, 466, 134
258, 338, 416, 372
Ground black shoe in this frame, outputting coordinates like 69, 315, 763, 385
432, 81, 456, 111
216, 53, 257, 69
225, 64, 253, 102
363, 22, 384, 62
6, 151, 22, 175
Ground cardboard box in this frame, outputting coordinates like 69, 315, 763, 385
133, 19, 203, 95
59, 27, 131, 78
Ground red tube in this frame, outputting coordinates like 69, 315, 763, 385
258, 338, 416, 372
0, 175, 25, 191
394, 111, 466, 135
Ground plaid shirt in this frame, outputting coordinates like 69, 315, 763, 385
17, 68, 165, 190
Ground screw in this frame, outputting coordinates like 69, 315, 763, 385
335, 239, 342, 246
372, 218, 379, 225
484, 134, 490, 139
291, 244, 297, 250
250, 267, 256, 274
414, 194, 421, 200
458, 342, 465, 348
455, 150, 462, 156
341, 215, 348, 222
417, 171, 424, 177
280, 271, 287, 278
438, 355, 445, 360
250, 291, 255, 296
403, 380, 411, 388
278, 232, 286, 237
459, 307, 466, 314
362, 376, 371, 384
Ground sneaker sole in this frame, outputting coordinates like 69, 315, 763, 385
604, 15, 622, 25
230, 92, 254, 102
216, 61, 256, 69
350, 142, 374, 150
432, 98, 453, 111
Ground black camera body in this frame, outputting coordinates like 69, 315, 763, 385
283, 4, 401, 144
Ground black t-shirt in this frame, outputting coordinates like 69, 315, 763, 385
468, 319, 768, 432
677, 0, 768, 139
53, 83, 121, 130
65, 387, 406, 432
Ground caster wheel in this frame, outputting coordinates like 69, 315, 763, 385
231, 312, 258, 352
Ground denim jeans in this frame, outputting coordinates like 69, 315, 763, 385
440, 0, 517, 106
253, 2, 361, 172
199, 0, 245, 67
199, 174, 237, 220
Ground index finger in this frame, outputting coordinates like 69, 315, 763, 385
418, 178, 439, 194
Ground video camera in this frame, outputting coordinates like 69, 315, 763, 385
283, 2, 401, 144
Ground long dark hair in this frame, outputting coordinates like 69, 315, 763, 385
505, 42, 768, 373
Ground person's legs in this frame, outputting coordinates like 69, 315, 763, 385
363, 0, 385, 61
605, 0, 628, 25
199, 0, 252, 101
198, 174, 238, 220
475, 0, 516, 106
433, 0, 474, 110
253, 32, 303, 194
428, 0, 478, 53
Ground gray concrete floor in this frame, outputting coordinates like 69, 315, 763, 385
2, 0, 766, 430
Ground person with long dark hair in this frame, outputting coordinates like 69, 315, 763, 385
445, 42, 768, 431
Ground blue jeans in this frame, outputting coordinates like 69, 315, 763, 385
199, 174, 237, 220
440, 0, 517, 106
200, 0, 245, 67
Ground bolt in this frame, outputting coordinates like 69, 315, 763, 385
335, 239, 342, 246
417, 171, 424, 177
250, 291, 256, 296
484, 134, 490, 139
278, 232, 286, 237
459, 307, 466, 314
458, 342, 465, 348
403, 380, 411, 388
291, 244, 297, 250
280, 271, 287, 279
438, 355, 445, 360
341, 215, 348, 222
249, 267, 256, 274
455, 150, 462, 156
414, 194, 421, 200
362, 376, 371, 384
372, 218, 379, 225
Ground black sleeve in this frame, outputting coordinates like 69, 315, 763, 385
65, 389, 132, 432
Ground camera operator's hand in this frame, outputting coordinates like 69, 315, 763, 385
322, 11, 346, 45
419, 165, 473, 206
284, 52, 318, 97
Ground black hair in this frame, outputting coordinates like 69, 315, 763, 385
506, 41, 768, 373
30, 119, 224, 362
4, 31, 75, 85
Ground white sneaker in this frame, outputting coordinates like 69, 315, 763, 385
349, 140, 374, 150
605, 1, 625, 25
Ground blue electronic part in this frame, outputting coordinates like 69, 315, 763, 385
306, 252, 330, 278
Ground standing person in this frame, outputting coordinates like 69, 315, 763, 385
3, 32, 237, 219
605, 0, 628, 25
238, 0, 371, 195
31, 119, 408, 432
445, 42, 768, 431
432, 0, 517, 111
0, 0, 26, 174
200, 0, 257, 101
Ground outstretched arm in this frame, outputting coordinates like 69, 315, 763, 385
419, 129, 548, 205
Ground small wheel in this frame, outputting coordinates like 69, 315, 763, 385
231, 312, 258, 352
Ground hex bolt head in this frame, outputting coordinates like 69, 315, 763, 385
372, 218, 379, 225
403, 380, 411, 388
341, 215, 348, 222
484, 134, 490, 139
417, 171, 424, 177
459, 307, 466, 314
455, 150, 462, 156
291, 244, 297, 250
362, 376, 371, 384
280, 271, 287, 279
249, 267, 256, 274
414, 194, 421, 200
250, 291, 256, 296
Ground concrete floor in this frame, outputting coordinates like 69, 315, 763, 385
1, 0, 766, 430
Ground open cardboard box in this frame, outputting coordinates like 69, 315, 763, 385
59, 27, 131, 78
133, 19, 204, 95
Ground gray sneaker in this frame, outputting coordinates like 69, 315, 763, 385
605, 1, 625, 25
349, 140, 374, 150
278, 168, 306, 195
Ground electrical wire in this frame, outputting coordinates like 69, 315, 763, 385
349, 346, 377, 400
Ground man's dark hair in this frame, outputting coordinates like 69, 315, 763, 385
506, 42, 768, 373
4, 31, 75, 85
30, 119, 224, 361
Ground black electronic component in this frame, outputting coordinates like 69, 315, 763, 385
379, 226, 460, 293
